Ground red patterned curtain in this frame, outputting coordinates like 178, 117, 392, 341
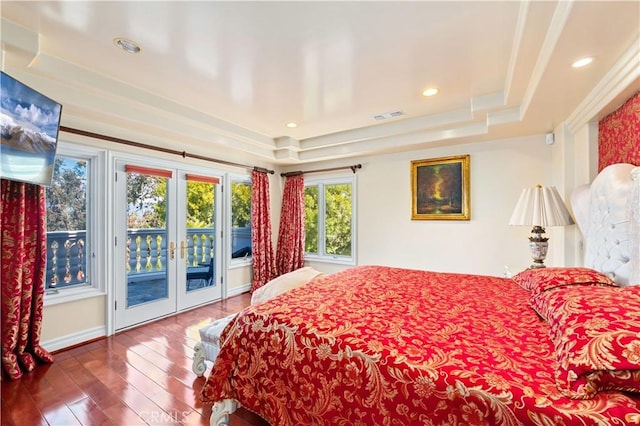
598, 91, 640, 171
251, 170, 277, 292
276, 174, 305, 275
1, 179, 54, 380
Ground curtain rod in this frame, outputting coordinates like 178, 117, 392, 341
252, 167, 275, 175
281, 164, 362, 177
59, 126, 275, 174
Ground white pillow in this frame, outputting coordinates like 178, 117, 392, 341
251, 267, 323, 305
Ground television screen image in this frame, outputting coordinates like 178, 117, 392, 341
1, 71, 62, 186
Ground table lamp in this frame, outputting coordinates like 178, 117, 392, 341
509, 184, 574, 268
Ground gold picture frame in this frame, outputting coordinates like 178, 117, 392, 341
411, 154, 470, 220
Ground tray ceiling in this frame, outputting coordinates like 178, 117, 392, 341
1, 1, 639, 165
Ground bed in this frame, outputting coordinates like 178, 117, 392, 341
192, 267, 324, 376
200, 163, 640, 425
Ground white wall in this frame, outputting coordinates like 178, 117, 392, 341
40, 130, 577, 351
306, 133, 569, 278
564, 121, 600, 266
352, 133, 561, 277
40, 134, 259, 351
42, 296, 106, 352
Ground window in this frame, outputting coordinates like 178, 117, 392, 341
45, 143, 105, 303
230, 178, 252, 261
304, 176, 356, 264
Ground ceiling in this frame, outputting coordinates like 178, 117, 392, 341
1, 1, 639, 166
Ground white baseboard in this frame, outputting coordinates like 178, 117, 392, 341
43, 287, 250, 353
227, 283, 251, 297
42, 326, 107, 353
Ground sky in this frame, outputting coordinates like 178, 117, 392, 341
1, 72, 62, 138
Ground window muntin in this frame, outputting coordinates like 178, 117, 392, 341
304, 177, 356, 264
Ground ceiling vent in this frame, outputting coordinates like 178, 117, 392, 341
373, 110, 404, 121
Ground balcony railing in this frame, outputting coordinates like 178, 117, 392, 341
46, 227, 251, 289
47, 231, 86, 288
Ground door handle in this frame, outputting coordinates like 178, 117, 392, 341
169, 241, 175, 260
180, 241, 186, 259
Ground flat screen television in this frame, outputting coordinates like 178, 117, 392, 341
1, 71, 62, 186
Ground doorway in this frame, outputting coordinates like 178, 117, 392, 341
114, 160, 222, 330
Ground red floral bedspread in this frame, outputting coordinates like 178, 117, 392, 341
201, 265, 640, 425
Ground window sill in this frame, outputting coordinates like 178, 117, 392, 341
229, 258, 252, 269
304, 255, 356, 266
44, 286, 106, 307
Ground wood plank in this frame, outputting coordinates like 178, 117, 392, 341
1, 293, 269, 426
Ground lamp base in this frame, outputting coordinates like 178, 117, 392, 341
528, 226, 549, 268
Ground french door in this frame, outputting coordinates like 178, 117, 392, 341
114, 159, 222, 330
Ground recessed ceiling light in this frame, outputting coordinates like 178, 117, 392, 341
113, 37, 142, 54
286, 122, 298, 128
572, 57, 593, 68
422, 88, 439, 97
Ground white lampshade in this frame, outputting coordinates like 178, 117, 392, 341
509, 185, 574, 227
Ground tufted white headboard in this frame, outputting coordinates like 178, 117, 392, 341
571, 163, 640, 286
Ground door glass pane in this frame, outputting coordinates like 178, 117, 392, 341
126, 173, 168, 307
185, 180, 215, 292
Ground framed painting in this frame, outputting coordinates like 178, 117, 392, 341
411, 154, 470, 220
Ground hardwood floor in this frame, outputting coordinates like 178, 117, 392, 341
1, 293, 270, 426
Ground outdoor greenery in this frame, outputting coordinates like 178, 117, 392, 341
324, 183, 352, 256
185, 182, 215, 228
45, 157, 89, 289
46, 162, 352, 260
127, 174, 167, 228
304, 186, 319, 252
122, 174, 352, 256
134, 180, 215, 229
304, 183, 352, 256
46, 158, 87, 232
231, 181, 251, 227
125, 177, 252, 230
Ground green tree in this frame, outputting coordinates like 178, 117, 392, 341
127, 174, 166, 228
127, 178, 217, 229
325, 183, 351, 256
46, 158, 87, 231
126, 176, 249, 230
304, 186, 318, 253
231, 181, 251, 227
303, 183, 352, 256
186, 182, 214, 228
